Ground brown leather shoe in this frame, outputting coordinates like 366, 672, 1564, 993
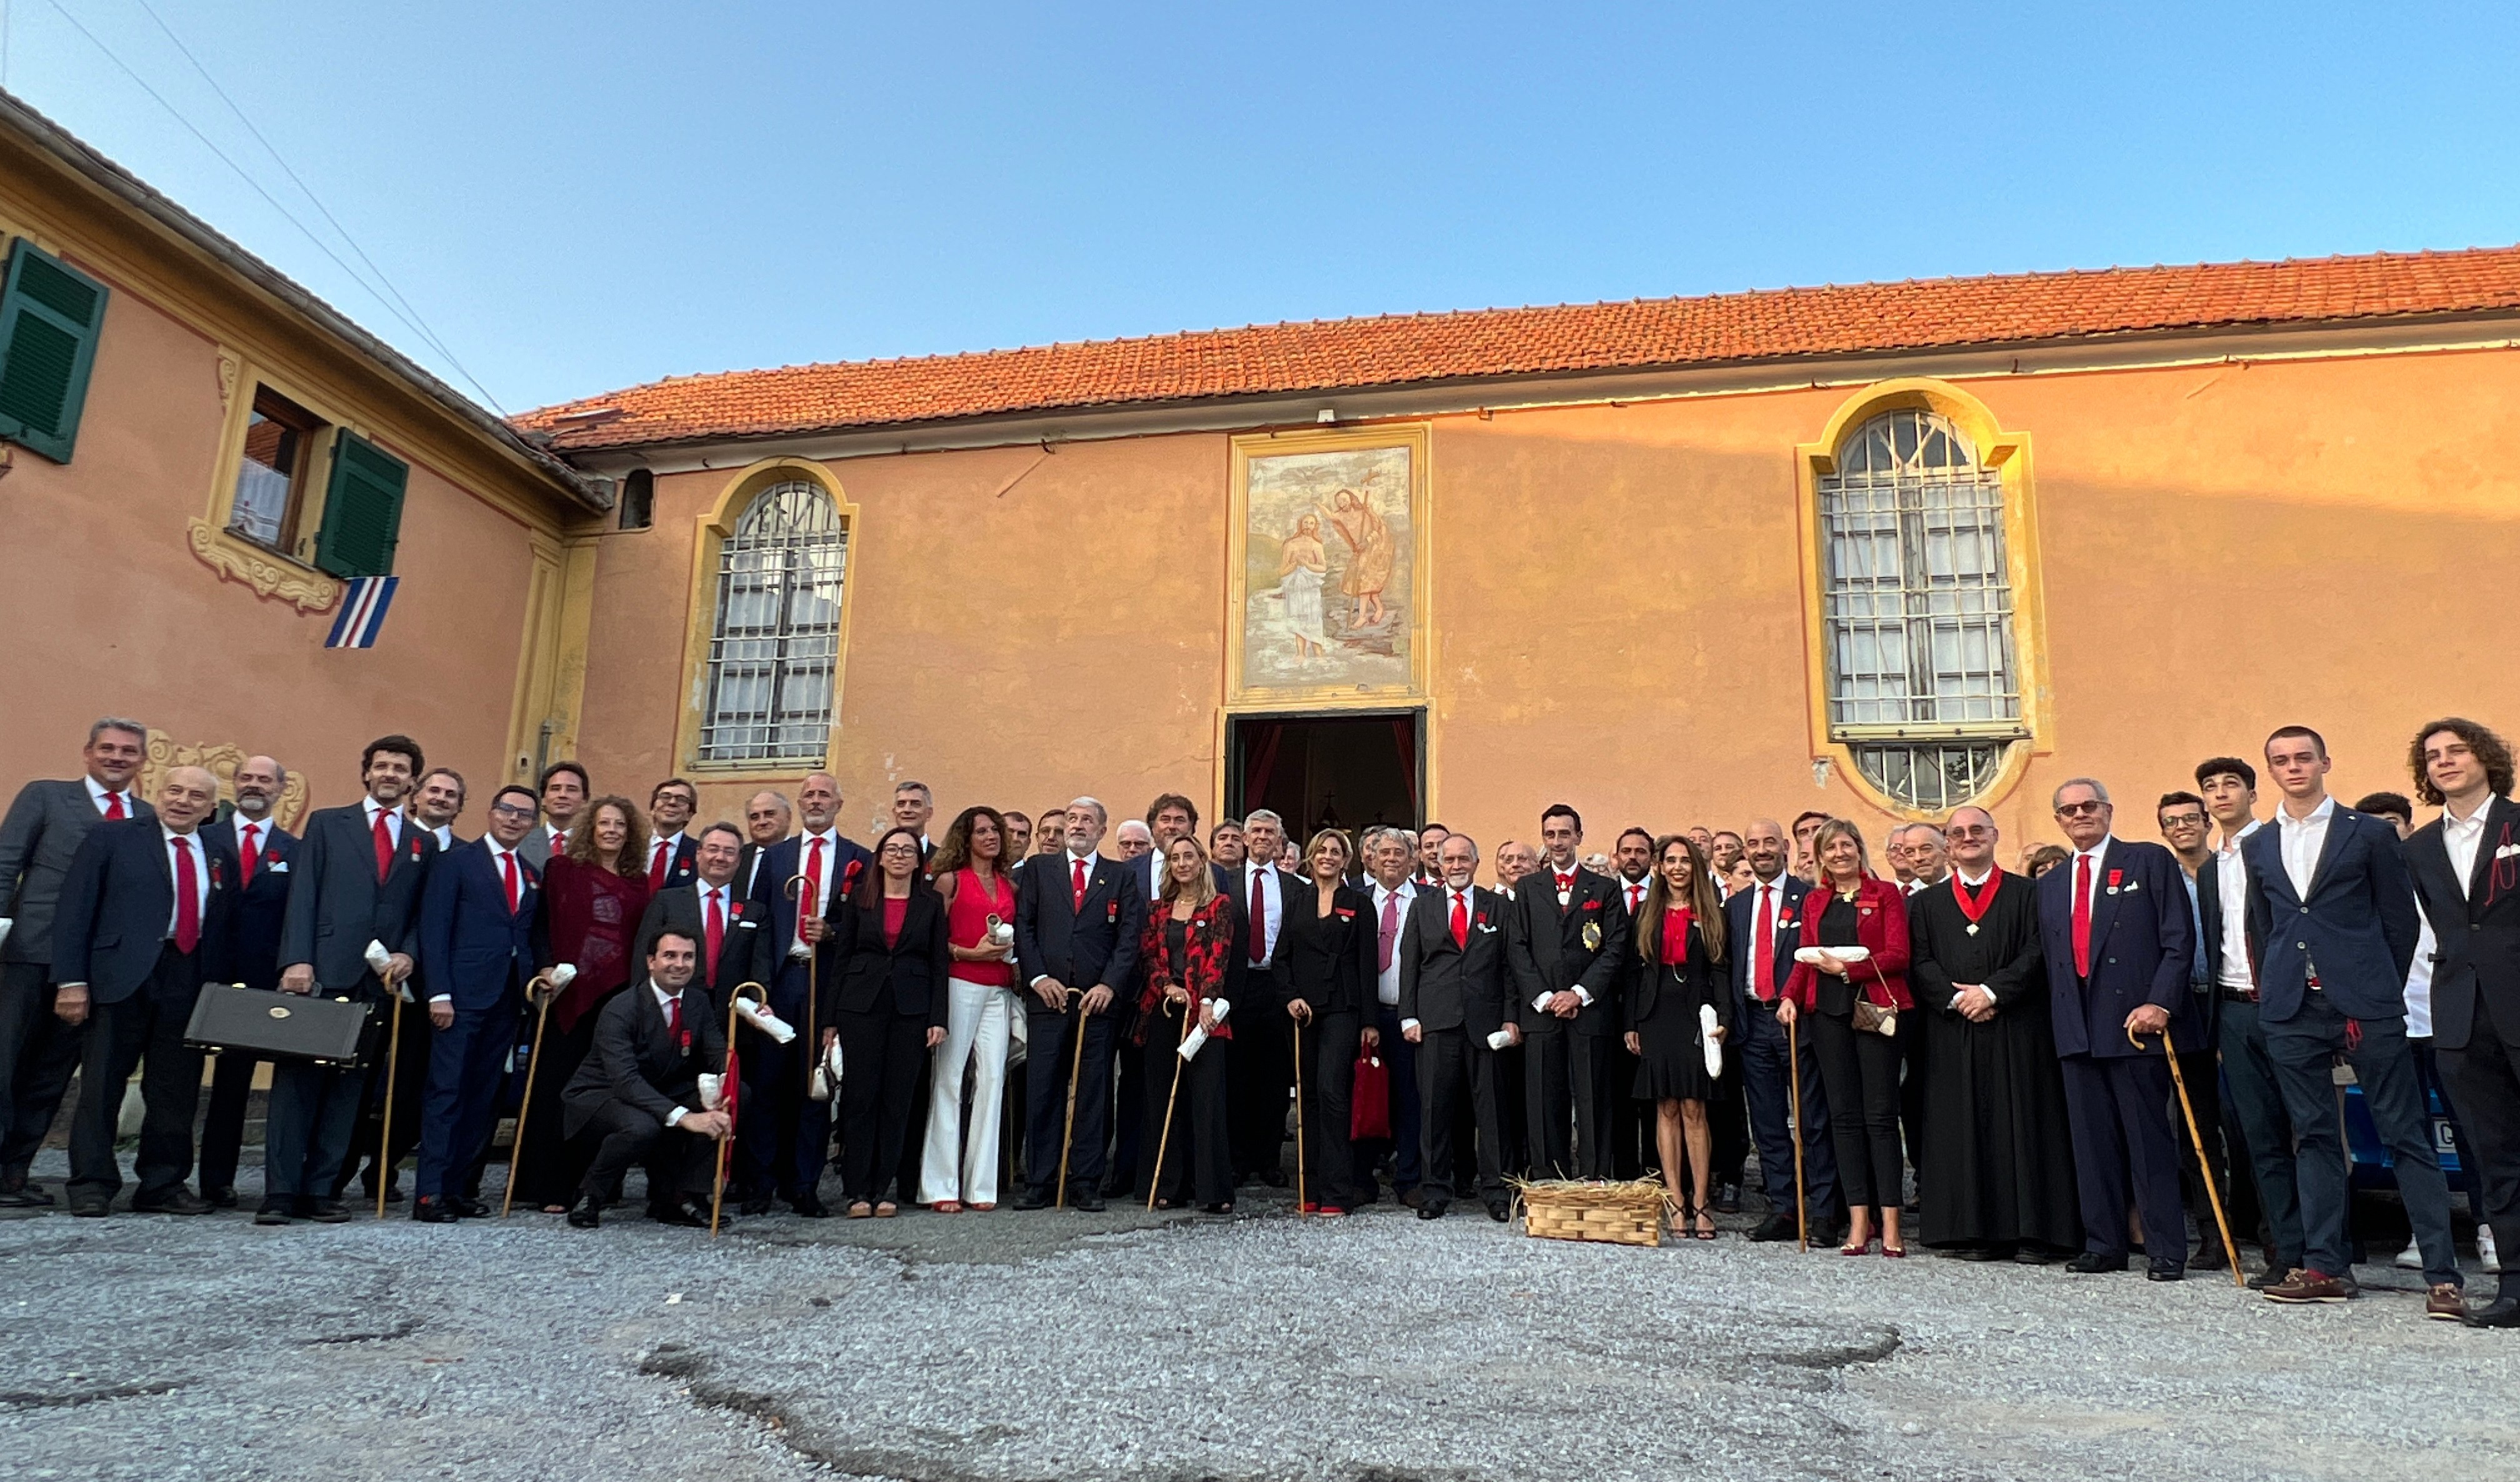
2264, 1268, 2358, 1304
2428, 1283, 2467, 1321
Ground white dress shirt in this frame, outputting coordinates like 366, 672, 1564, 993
653, 979, 694, 1126
2405, 902, 2438, 1037
2278, 795, 2336, 901
2070, 837, 2118, 921
1242, 861, 1284, 966
162, 826, 211, 939
649, 831, 687, 880
232, 813, 270, 859
2213, 819, 2262, 989
1370, 880, 1416, 1006
84, 774, 134, 816
432, 823, 456, 849
2442, 796, 2492, 898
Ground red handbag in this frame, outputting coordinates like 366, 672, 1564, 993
1350, 1047, 1391, 1141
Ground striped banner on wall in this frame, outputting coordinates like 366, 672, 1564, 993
324, 576, 399, 649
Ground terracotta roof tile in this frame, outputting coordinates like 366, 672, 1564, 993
517, 246, 2520, 450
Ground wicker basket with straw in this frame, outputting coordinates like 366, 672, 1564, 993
1509, 1177, 1668, 1248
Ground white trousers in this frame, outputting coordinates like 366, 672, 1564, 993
918, 976, 1014, 1204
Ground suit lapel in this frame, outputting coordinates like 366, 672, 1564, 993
2088, 842, 2126, 955
2303, 808, 2351, 899
2468, 797, 2516, 906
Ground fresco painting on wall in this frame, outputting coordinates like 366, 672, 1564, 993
1237, 441, 1416, 698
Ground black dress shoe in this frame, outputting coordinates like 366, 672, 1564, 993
68, 1193, 111, 1218
741, 1193, 776, 1217
1398, 1186, 1426, 1209
1485, 1200, 1512, 1223
566, 1194, 602, 1229
2146, 1258, 2186, 1281
2013, 1246, 2052, 1266
1416, 1200, 1450, 1220
131, 1188, 211, 1216
790, 1194, 829, 1218
450, 1196, 491, 1219
2461, 1296, 2520, 1328
1748, 1214, 1798, 1243
646, 1200, 708, 1228
0, 1179, 52, 1208
1014, 1188, 1052, 1211
303, 1198, 354, 1224
203, 1185, 238, 1209
411, 1196, 458, 1223
1952, 1246, 2001, 1262
2065, 1251, 2128, 1274
1714, 1182, 1742, 1215
253, 1202, 293, 1226
2191, 1238, 2230, 1271
1071, 1190, 1107, 1213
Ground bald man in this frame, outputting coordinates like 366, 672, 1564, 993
52, 766, 237, 1215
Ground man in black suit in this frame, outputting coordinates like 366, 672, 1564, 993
50, 766, 234, 1216
1400, 832, 1514, 1221
740, 772, 868, 1216
1729, 818, 1838, 1242
2405, 718, 2520, 1326
2246, 726, 2455, 1314
642, 778, 700, 896
199, 754, 296, 1207
561, 929, 731, 1228
1013, 796, 1143, 1209
1508, 804, 1629, 1179
0, 716, 150, 1207
636, 822, 764, 1013
1229, 808, 1301, 1187
264, 734, 437, 1224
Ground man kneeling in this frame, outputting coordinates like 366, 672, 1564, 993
561, 929, 730, 1228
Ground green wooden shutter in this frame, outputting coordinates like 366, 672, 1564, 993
312, 430, 409, 578
0, 239, 108, 463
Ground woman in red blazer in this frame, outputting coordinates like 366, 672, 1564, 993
1779, 818, 1913, 1256
1134, 835, 1237, 1213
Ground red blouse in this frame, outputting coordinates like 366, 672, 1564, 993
1659, 907, 1694, 966
881, 894, 908, 949
1780, 874, 1913, 1012
944, 867, 1016, 988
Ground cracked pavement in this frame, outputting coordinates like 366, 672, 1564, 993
1, 1175, 2514, 1482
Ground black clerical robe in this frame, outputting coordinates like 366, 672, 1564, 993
1908, 871, 2082, 1251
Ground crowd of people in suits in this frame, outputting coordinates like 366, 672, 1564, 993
1, 714, 2513, 1330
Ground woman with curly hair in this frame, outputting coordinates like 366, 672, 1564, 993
513, 794, 650, 1213
918, 806, 1022, 1212
1136, 834, 1236, 1212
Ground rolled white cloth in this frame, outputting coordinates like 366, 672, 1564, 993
1699, 1004, 1723, 1077
1792, 944, 1871, 966
1178, 997, 1232, 1061
734, 999, 797, 1044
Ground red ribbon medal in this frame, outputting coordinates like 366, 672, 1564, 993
1952, 867, 2002, 936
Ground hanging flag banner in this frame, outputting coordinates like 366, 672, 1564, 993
325, 576, 399, 649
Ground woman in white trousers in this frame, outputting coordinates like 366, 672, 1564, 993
920, 806, 1021, 1210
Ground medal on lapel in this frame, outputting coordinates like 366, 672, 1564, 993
1581, 921, 1602, 951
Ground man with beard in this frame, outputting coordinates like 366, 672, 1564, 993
1911, 806, 2079, 1261
1729, 818, 1837, 1243
199, 755, 299, 1206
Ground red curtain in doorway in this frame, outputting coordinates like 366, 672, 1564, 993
1391, 717, 1419, 818
1242, 721, 1286, 815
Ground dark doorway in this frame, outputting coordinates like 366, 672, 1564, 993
1226, 709, 1423, 841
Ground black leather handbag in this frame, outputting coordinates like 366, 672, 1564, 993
183, 983, 379, 1068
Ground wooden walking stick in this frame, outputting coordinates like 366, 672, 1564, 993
2137, 1025, 2244, 1286
1292, 1012, 1307, 1216
1787, 1008, 1808, 1253
1054, 988, 1088, 1208
501, 970, 561, 1218
710, 981, 765, 1237
375, 968, 407, 1219
1147, 996, 1189, 1211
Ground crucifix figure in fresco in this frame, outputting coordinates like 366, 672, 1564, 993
1314, 482, 1394, 633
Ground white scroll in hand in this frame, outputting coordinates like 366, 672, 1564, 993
1178, 997, 1232, 1061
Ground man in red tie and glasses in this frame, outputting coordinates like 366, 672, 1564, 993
644, 778, 700, 896
1399, 832, 1514, 1222
0, 716, 151, 1209
266, 734, 437, 1226
49, 765, 234, 1217
2034, 776, 2196, 1281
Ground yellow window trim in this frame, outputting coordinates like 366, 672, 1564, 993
672, 458, 859, 779
1792, 378, 2052, 819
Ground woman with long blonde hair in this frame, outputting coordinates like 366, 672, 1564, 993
1625, 834, 1732, 1238
1135, 835, 1237, 1211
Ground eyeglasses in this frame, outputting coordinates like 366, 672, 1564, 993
2054, 801, 2107, 818
488, 803, 536, 819
2159, 813, 2206, 829
878, 843, 920, 858
1946, 826, 1993, 839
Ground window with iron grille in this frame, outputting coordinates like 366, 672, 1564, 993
1818, 409, 2024, 809
698, 479, 846, 764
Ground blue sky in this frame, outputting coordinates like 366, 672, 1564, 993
11, 1, 2518, 413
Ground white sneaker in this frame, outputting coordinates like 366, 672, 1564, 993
2483, 1225, 2502, 1274
2396, 1239, 2422, 1271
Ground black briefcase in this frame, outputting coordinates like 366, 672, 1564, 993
183, 983, 379, 1068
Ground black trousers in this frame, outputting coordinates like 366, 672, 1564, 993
835, 1003, 928, 1203
0, 960, 82, 1182
1896, 1004, 1927, 1191
1811, 1011, 1904, 1213
1523, 1027, 1615, 1178
1296, 1011, 1367, 1207
1708, 1038, 1749, 1191
579, 1099, 712, 1206
1105, 1036, 1145, 1193
1024, 1003, 1114, 1198
336, 998, 432, 1197
1142, 1031, 1232, 1207
1416, 1028, 1508, 1208
197, 1050, 263, 1195
2219, 996, 2305, 1268
1228, 997, 1291, 1180
2438, 993, 2520, 1298
68, 945, 206, 1201
2059, 1051, 2186, 1262
266, 1056, 367, 1203
1607, 1035, 1649, 1180
515, 1004, 604, 1208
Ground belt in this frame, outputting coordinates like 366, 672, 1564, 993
2221, 985, 2260, 1003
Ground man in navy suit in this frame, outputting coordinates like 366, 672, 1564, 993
412, 784, 545, 1222
1728, 818, 1839, 1243
2244, 726, 2457, 1313
49, 766, 233, 1216
1399, 832, 1515, 1221
199, 754, 296, 1206
1014, 796, 1143, 1210
265, 734, 437, 1224
740, 771, 868, 1216
2036, 777, 2195, 1279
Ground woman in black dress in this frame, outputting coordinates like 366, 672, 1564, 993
1624, 834, 1731, 1239
1278, 828, 1375, 1215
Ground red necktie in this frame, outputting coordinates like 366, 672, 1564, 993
372, 809, 394, 882
1071, 857, 1088, 910
1755, 886, 1776, 1001
501, 848, 521, 914
1378, 890, 1399, 973
104, 791, 126, 821
1250, 868, 1268, 966
2071, 854, 2094, 979
1449, 891, 1469, 949
239, 823, 261, 884
551, 828, 567, 851
800, 837, 826, 948
171, 836, 201, 953
706, 888, 726, 981
1626, 883, 1643, 914
649, 839, 671, 893
666, 991, 683, 1039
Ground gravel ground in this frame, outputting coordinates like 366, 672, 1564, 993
2, 1153, 2514, 1482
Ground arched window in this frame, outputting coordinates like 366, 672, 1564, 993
1818, 409, 2024, 811
698, 479, 847, 764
